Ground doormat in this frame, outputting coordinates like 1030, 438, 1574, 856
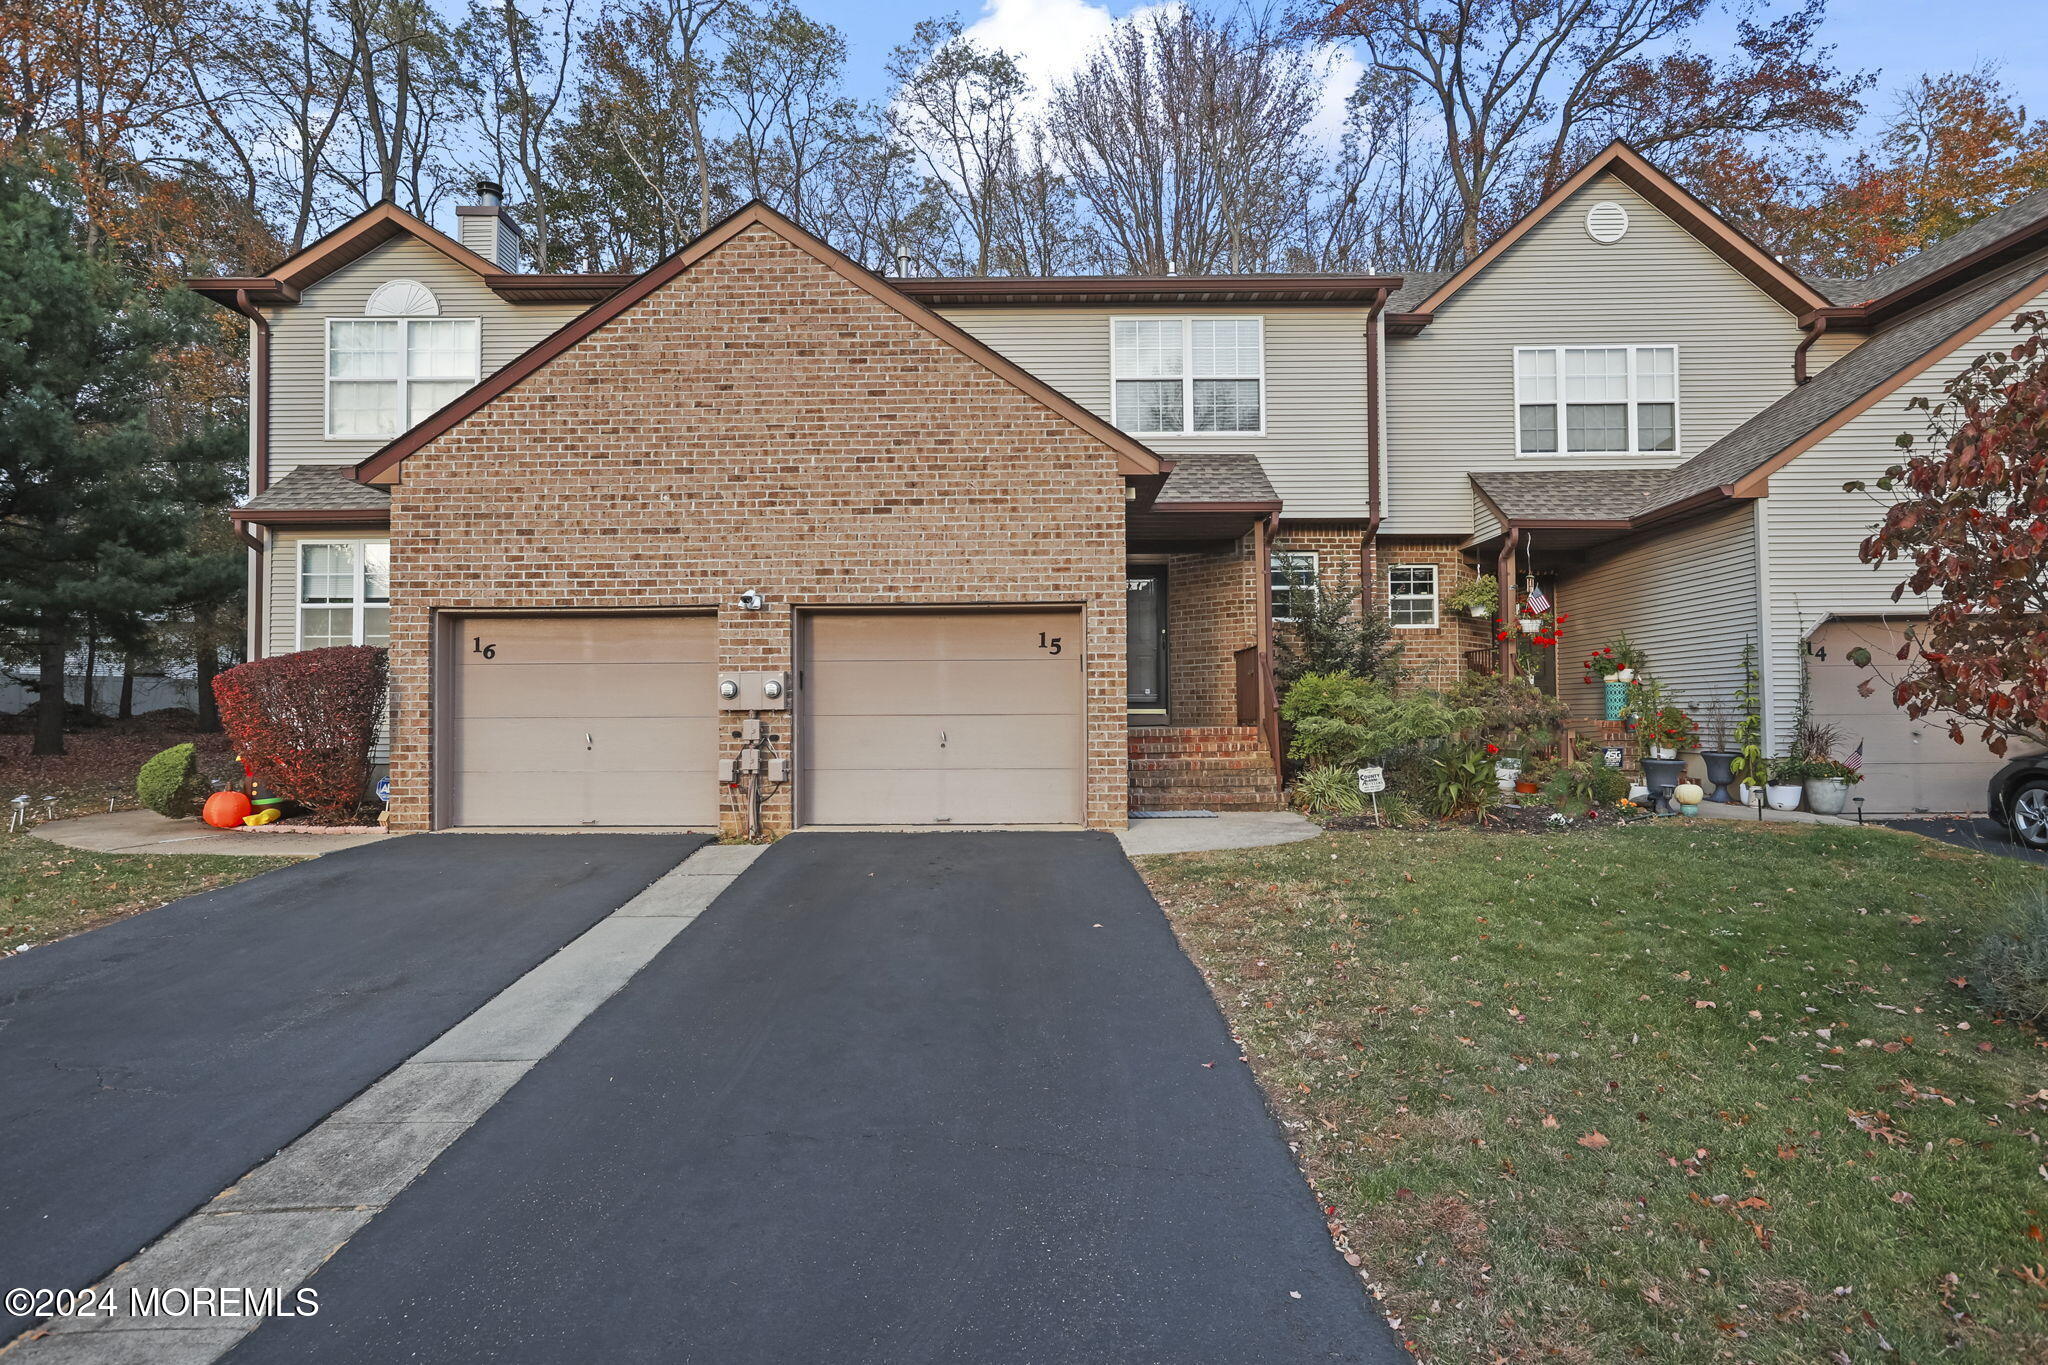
1129, 810, 1217, 819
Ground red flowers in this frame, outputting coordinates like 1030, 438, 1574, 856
1485, 742, 1500, 754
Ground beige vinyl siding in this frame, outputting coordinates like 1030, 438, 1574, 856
1804, 329, 1865, 375
265, 532, 392, 764
936, 305, 1372, 517
262, 236, 584, 477
1556, 502, 1759, 736
1383, 173, 1811, 536
1468, 488, 1502, 544
1755, 276, 2048, 754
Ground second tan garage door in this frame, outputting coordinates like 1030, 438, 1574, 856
444, 614, 718, 827
800, 610, 1084, 826
1808, 620, 2010, 814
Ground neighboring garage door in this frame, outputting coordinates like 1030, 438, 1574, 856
445, 614, 718, 827
1808, 620, 2008, 815
800, 610, 1084, 826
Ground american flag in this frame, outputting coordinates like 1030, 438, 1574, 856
1843, 740, 1864, 774
1525, 581, 1551, 614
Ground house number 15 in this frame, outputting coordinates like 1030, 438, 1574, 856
1038, 633, 1062, 655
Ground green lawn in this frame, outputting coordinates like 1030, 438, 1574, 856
1139, 821, 2048, 1364
0, 829, 297, 951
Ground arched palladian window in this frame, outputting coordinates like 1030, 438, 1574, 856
327, 280, 480, 437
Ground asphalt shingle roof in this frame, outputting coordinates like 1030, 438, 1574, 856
1835, 186, 2048, 306
1385, 270, 1453, 311
1471, 469, 1673, 521
1154, 450, 1278, 505
238, 464, 392, 513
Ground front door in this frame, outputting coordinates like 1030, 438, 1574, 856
1127, 568, 1167, 721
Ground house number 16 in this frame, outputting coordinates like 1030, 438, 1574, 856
471, 637, 497, 659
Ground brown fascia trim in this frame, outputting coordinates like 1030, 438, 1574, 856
481, 272, 633, 303
1147, 499, 1283, 516
1814, 226, 2048, 330
353, 200, 1170, 485
1394, 142, 1827, 332
893, 274, 1401, 307
1474, 482, 1753, 540
227, 507, 391, 527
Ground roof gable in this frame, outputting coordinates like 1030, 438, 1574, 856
1390, 143, 1828, 328
353, 201, 1168, 484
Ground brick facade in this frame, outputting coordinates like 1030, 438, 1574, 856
1272, 524, 1491, 690
1161, 540, 1259, 726
380, 221, 1129, 836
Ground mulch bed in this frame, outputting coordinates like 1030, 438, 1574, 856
0, 718, 239, 817
1324, 800, 1656, 835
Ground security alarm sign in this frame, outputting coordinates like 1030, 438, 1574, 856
1356, 766, 1386, 795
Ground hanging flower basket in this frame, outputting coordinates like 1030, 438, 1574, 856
1518, 616, 1542, 634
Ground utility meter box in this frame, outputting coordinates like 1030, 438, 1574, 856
717, 671, 790, 711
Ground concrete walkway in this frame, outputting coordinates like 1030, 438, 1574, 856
30, 809, 391, 857
1688, 799, 1855, 826
1117, 810, 1319, 855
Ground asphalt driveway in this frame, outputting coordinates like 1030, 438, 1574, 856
0, 832, 702, 1333
230, 832, 1403, 1364
1880, 815, 2048, 866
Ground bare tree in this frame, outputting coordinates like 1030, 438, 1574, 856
885, 17, 1027, 275
1307, 0, 1869, 266
1047, 8, 1323, 274
716, 0, 854, 229
456, 0, 581, 267
325, 0, 455, 213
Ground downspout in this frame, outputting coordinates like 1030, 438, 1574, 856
1793, 313, 1828, 386
228, 289, 273, 661
1358, 291, 1386, 607
1495, 526, 1521, 677
1255, 511, 1284, 785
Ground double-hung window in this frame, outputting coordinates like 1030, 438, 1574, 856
1113, 317, 1263, 434
1515, 346, 1677, 454
298, 542, 390, 649
327, 317, 480, 438
1388, 564, 1438, 628
1270, 551, 1318, 622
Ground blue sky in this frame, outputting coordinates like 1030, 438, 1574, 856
824, 0, 2048, 136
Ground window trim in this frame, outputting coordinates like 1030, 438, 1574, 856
1387, 563, 1439, 629
1110, 314, 1268, 438
1512, 344, 1680, 457
324, 316, 482, 441
1270, 550, 1318, 623
294, 538, 391, 650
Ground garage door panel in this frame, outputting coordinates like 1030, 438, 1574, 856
800, 769, 945, 825
455, 717, 718, 775
446, 615, 717, 828
452, 771, 710, 828
806, 612, 1075, 662
941, 769, 1087, 825
456, 663, 714, 719
806, 659, 1078, 716
456, 616, 715, 665
805, 714, 1084, 771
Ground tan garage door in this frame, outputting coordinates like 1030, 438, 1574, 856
444, 614, 717, 827
800, 610, 1084, 826
1808, 620, 2008, 815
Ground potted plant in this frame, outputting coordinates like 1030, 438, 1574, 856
1765, 755, 1811, 811
1694, 695, 1742, 803
1495, 602, 1565, 683
1448, 574, 1498, 619
1515, 753, 1554, 797
1641, 704, 1697, 760
1582, 636, 1648, 719
1730, 643, 1767, 803
1803, 757, 1861, 815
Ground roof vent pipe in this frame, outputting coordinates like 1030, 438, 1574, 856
894, 250, 913, 277
474, 179, 503, 207
1166, 259, 1178, 277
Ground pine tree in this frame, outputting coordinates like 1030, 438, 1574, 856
0, 156, 239, 755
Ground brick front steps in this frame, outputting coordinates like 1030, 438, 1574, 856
1129, 726, 1285, 813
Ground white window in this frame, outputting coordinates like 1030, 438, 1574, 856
1515, 346, 1678, 455
297, 541, 390, 649
326, 316, 479, 439
1113, 317, 1264, 435
1270, 551, 1317, 622
1388, 564, 1438, 628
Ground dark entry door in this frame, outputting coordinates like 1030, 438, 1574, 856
1127, 568, 1167, 713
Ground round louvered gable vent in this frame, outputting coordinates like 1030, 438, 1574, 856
364, 278, 441, 317
1586, 201, 1630, 244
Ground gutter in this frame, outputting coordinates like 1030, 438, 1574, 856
225, 289, 272, 493
1793, 311, 1839, 384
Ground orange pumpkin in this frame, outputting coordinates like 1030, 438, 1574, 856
202, 791, 253, 829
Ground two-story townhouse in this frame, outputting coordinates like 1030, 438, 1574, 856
191, 145, 2047, 835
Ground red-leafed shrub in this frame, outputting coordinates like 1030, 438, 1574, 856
213, 647, 388, 822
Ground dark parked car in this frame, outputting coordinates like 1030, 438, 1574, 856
1989, 754, 2048, 850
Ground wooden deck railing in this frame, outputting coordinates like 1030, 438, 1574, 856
1233, 644, 1285, 785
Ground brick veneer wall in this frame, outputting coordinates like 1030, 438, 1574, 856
1163, 539, 1258, 726
1272, 525, 1490, 690
381, 222, 1129, 835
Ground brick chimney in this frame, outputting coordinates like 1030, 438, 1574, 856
455, 179, 524, 270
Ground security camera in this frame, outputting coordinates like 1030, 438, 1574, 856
738, 589, 765, 611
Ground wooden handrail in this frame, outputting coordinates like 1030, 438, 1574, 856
1234, 644, 1286, 787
